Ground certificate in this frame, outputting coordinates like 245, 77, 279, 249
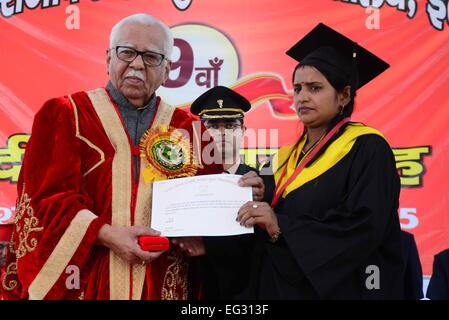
151, 174, 253, 236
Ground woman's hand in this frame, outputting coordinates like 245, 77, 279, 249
238, 171, 265, 201
237, 201, 280, 238
97, 224, 164, 264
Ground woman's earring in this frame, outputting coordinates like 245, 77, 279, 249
339, 105, 345, 115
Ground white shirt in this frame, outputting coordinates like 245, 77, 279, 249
223, 158, 241, 175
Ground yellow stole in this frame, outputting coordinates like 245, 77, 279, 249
273, 123, 385, 199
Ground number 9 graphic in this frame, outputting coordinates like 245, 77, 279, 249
164, 38, 194, 88
158, 24, 239, 106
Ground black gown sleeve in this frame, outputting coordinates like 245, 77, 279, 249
269, 135, 403, 297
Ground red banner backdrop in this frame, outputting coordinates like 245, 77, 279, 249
1, 0, 449, 276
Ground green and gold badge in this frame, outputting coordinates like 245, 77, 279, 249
139, 125, 198, 183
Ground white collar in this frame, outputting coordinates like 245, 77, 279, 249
223, 157, 241, 175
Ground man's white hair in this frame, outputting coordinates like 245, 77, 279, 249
109, 13, 174, 59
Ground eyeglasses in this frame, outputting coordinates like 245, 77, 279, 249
112, 46, 166, 67
205, 123, 243, 131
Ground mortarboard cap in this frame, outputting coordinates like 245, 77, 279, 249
286, 23, 389, 90
190, 86, 251, 120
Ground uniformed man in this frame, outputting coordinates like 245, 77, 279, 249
172, 86, 257, 299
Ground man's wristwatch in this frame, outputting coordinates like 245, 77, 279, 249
269, 229, 282, 243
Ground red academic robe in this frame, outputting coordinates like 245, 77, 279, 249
0, 88, 221, 300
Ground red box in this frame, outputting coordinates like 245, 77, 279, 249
138, 236, 169, 252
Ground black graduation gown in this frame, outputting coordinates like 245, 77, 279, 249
196, 164, 257, 300
426, 249, 449, 299
244, 134, 405, 299
400, 230, 423, 299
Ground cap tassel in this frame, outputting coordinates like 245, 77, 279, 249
350, 43, 359, 96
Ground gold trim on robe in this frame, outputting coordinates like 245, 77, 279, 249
161, 250, 188, 300
87, 88, 133, 300
1, 262, 18, 292
27, 209, 97, 300
132, 100, 175, 300
86, 89, 177, 300
68, 95, 105, 177
13, 185, 43, 259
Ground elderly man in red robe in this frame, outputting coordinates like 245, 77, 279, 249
0, 13, 264, 300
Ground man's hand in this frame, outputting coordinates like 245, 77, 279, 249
171, 237, 206, 257
97, 224, 164, 264
238, 171, 265, 201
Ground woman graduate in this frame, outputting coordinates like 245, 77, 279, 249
237, 23, 405, 299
